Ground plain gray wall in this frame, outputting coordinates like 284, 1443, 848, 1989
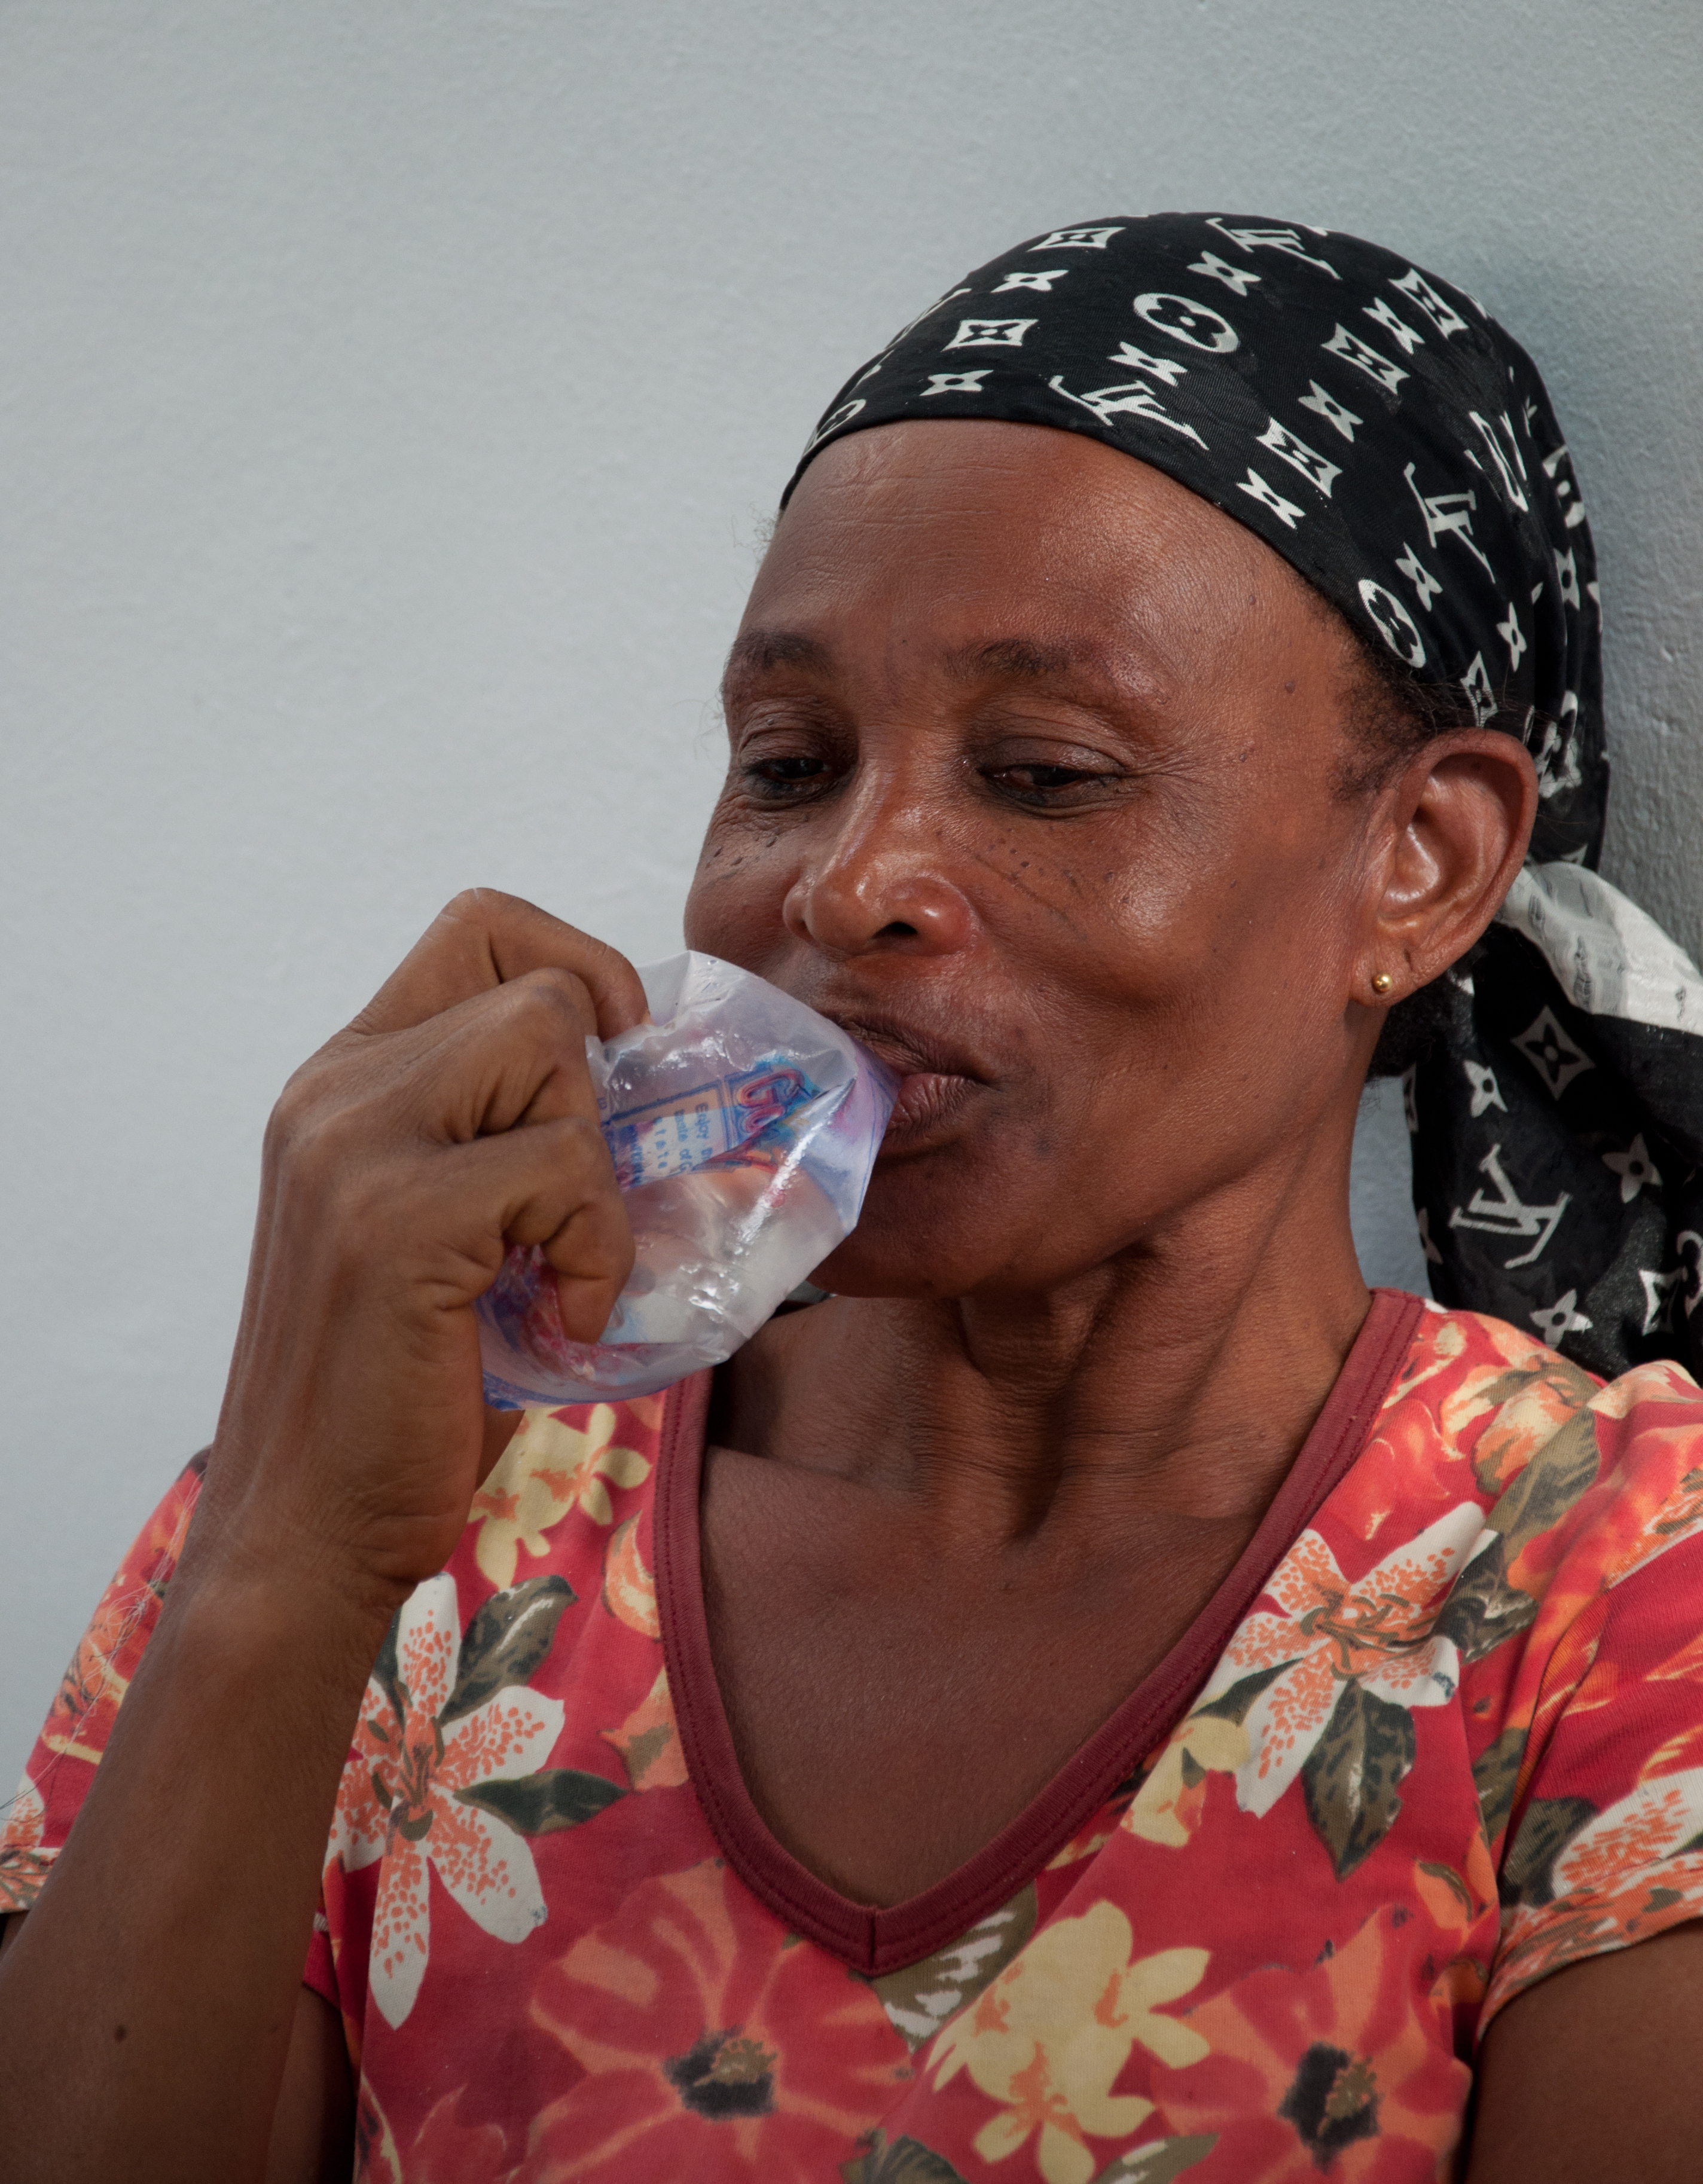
4, 0, 1699, 1787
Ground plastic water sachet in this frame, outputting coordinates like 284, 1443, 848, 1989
476, 952, 898, 1406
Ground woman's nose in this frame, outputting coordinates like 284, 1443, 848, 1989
782, 814, 978, 958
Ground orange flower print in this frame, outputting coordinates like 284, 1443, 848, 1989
0, 1774, 48, 1915
602, 1669, 689, 1792
928, 1902, 1210, 2184
1200, 1504, 1486, 1822
389, 2090, 510, 2183
1587, 1415, 1703, 1591
469, 1406, 650, 1590
603, 1513, 661, 1639
353, 2078, 509, 2184
329, 1571, 619, 2028
1490, 1765, 1703, 2015
1412, 1838, 1499, 2017
39, 1467, 199, 1770
1152, 1907, 1470, 2179
520, 1859, 909, 2181
42, 1587, 138, 1768
353, 2078, 403, 2184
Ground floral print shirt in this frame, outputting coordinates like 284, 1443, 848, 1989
13, 1291, 1703, 2183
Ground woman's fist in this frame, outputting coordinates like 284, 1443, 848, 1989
193, 891, 647, 1601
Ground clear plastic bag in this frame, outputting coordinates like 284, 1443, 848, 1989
477, 952, 898, 1406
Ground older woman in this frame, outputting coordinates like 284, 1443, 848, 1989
5, 216, 1703, 2184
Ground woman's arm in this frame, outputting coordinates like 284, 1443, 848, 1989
1466, 1922, 1703, 2182
0, 892, 645, 2183
0, 1559, 390, 2179
265, 1988, 356, 2184
2, 1914, 353, 2183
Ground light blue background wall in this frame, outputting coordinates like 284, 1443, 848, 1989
4, 0, 1700, 1783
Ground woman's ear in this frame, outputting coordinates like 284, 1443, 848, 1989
1357, 731, 1539, 1002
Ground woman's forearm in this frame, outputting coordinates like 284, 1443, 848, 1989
0, 895, 646, 2177
0, 1546, 396, 2183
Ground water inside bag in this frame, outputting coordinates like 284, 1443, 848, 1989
475, 952, 898, 1404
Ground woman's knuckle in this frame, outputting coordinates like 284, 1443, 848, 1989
547, 1112, 609, 1165
268, 1070, 390, 1196
508, 971, 591, 1043
267, 1066, 327, 1159
527, 964, 588, 1008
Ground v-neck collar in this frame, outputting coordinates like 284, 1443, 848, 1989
654, 1287, 1424, 1977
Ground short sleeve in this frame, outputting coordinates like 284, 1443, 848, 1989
2, 1453, 208, 1914
2, 1451, 362, 2030
1484, 1365, 1703, 2026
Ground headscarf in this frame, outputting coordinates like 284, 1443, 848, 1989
784, 214, 1703, 1381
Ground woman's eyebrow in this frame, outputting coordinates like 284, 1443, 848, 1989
949, 638, 1085, 682
947, 636, 1151, 698
722, 628, 1150, 698
724, 628, 832, 679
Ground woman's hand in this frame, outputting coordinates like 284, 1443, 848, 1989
195, 888, 648, 1604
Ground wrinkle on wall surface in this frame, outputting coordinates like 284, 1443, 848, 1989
2, 0, 1698, 1779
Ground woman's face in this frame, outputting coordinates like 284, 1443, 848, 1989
684, 419, 1396, 1300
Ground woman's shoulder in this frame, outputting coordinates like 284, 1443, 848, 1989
1371, 1297, 1703, 1582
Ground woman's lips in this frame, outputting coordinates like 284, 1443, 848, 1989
819, 1009, 990, 1148
881, 1068, 979, 1141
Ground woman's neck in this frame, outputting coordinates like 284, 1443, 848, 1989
715, 1148, 1374, 1560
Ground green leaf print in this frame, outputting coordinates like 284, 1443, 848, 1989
1500, 1795, 1595, 1907
371, 1612, 407, 1727
1482, 1405, 1600, 1560
1427, 1388, 1600, 1675
1090, 2136, 1220, 2182
441, 1575, 576, 1725
863, 1884, 1039, 2051
1191, 1661, 1292, 1725
1467, 1363, 1573, 1420
840, 2130, 972, 2183
456, 1766, 624, 1835
1470, 1725, 1528, 1846
1434, 1538, 1539, 1664
1301, 1683, 1417, 1878
1091, 2140, 1222, 2175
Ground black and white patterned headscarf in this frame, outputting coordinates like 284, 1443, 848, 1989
786, 214, 1703, 1381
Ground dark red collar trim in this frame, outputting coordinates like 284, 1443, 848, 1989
655, 1287, 1424, 1977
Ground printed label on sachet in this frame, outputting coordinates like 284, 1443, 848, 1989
603, 1056, 819, 1189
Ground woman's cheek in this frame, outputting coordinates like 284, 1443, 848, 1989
683, 842, 775, 957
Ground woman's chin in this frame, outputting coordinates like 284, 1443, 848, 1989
807, 1204, 1000, 1303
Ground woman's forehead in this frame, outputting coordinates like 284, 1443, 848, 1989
779, 414, 1207, 526
738, 419, 1335, 685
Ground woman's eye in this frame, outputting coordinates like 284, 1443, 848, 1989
987, 760, 1120, 803
1006, 764, 1095, 789
744, 753, 833, 795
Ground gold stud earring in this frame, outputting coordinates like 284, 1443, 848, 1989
1371, 972, 1393, 995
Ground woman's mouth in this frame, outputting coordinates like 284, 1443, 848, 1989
816, 1007, 991, 1150
883, 1068, 979, 1141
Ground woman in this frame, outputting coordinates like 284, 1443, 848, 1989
4, 215, 1703, 2183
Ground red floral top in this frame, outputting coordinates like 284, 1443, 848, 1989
12, 1291, 1703, 2183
